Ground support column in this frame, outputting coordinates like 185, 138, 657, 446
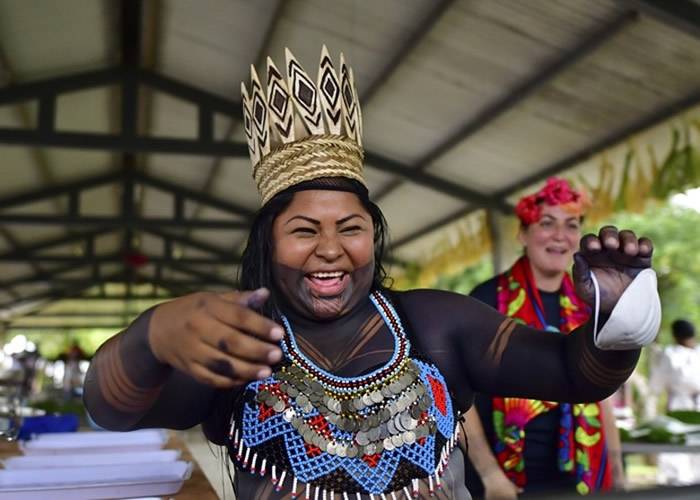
486, 209, 520, 274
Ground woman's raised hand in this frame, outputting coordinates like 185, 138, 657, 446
147, 288, 284, 388
573, 226, 653, 313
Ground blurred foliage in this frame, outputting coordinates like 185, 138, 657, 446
11, 330, 115, 360
430, 256, 494, 295
30, 397, 86, 419
597, 203, 700, 347
396, 254, 494, 295
651, 126, 700, 200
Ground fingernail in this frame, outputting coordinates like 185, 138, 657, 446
268, 349, 282, 363
257, 368, 271, 379
270, 327, 284, 340
246, 294, 265, 309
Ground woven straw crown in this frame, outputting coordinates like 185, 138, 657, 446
241, 46, 365, 204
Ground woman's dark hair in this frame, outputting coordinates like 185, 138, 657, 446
238, 178, 390, 316
672, 319, 696, 340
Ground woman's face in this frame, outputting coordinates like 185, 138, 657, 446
518, 204, 582, 277
272, 190, 375, 320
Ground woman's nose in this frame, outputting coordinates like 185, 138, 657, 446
315, 233, 343, 260
552, 224, 566, 240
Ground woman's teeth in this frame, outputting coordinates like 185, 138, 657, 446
305, 271, 348, 296
310, 271, 345, 279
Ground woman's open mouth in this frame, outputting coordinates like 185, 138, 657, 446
304, 271, 349, 297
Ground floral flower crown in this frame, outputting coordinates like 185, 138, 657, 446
515, 177, 589, 225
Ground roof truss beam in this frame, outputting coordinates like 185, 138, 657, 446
495, 87, 700, 199
0, 214, 247, 230
373, 10, 637, 204
391, 85, 700, 252
360, 0, 456, 104
626, 0, 700, 40
0, 270, 127, 310
25, 312, 140, 318
0, 228, 240, 265
0, 254, 234, 265
7, 275, 228, 289
0, 73, 493, 205
0, 65, 244, 156
4, 324, 130, 331
365, 151, 512, 212
0, 169, 253, 227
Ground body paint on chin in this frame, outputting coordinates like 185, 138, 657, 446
272, 261, 374, 320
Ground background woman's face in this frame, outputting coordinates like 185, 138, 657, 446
519, 204, 582, 277
271, 190, 375, 320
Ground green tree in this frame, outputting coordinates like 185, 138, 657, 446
599, 203, 700, 346
431, 256, 494, 295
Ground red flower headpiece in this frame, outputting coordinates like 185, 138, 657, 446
515, 177, 588, 225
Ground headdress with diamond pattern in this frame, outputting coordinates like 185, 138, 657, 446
241, 46, 365, 204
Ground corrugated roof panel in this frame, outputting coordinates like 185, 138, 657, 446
378, 183, 465, 245
429, 104, 589, 194
81, 184, 120, 217
0, 263, 38, 281
209, 157, 262, 211
148, 92, 200, 139
147, 154, 214, 188
362, 0, 622, 165
94, 232, 122, 256
187, 228, 248, 252
429, 14, 700, 194
140, 186, 175, 218
56, 86, 115, 134
0, 150, 49, 196
0, 0, 112, 81
267, 0, 435, 94
157, 0, 280, 98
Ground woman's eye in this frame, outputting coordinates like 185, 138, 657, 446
292, 227, 316, 235
342, 226, 362, 233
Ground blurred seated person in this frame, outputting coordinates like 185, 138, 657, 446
649, 319, 700, 485
60, 341, 88, 399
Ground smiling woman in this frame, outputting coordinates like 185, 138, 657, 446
238, 176, 390, 321
271, 189, 375, 319
83, 47, 661, 500
464, 178, 625, 499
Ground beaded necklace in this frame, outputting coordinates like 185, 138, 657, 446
227, 291, 459, 498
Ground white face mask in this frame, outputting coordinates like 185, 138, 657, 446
591, 268, 661, 350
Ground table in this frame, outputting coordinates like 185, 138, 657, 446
622, 442, 700, 454
166, 433, 219, 499
0, 432, 218, 499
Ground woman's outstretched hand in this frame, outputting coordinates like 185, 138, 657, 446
148, 288, 284, 389
573, 226, 653, 313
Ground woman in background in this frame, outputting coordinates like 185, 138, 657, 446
464, 178, 624, 498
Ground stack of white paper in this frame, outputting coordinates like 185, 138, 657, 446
0, 461, 192, 500
2, 449, 181, 469
19, 429, 168, 455
0, 430, 191, 499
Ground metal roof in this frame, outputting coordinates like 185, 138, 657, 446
1, 0, 700, 331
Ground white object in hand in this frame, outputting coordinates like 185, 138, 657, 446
591, 268, 661, 350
